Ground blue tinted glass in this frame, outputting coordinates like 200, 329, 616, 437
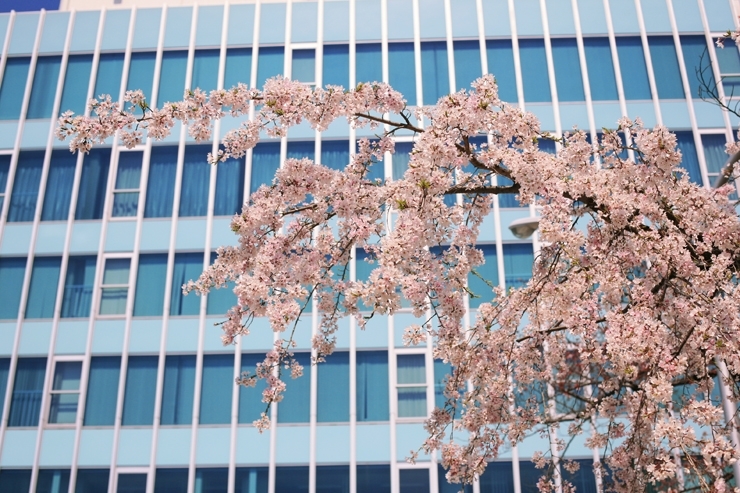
356, 43, 382, 84
84, 356, 120, 426
357, 465, 391, 493
468, 244, 498, 308
127, 52, 156, 100
0, 258, 25, 319
134, 253, 168, 316
277, 352, 310, 423
95, 53, 125, 100
439, 464, 473, 493
316, 466, 349, 493
224, 48, 252, 89
648, 36, 684, 99
317, 352, 349, 422
117, 473, 147, 493
486, 40, 517, 102
393, 142, 413, 180
25, 256, 61, 319
60, 54, 93, 115
702, 133, 727, 175
257, 46, 285, 88
122, 355, 158, 425
292, 49, 315, 83
8, 150, 44, 222
323, 44, 349, 88
234, 467, 269, 493
75, 469, 110, 493
0, 57, 31, 120
161, 355, 195, 425
275, 466, 309, 493
421, 41, 450, 103
154, 469, 188, 493
200, 354, 234, 424
145, 146, 178, 218
158, 50, 188, 104
170, 252, 203, 316
250, 142, 280, 195
8, 358, 46, 427
0, 470, 31, 491
503, 243, 534, 289
0, 155, 10, 193
179, 145, 211, 217
675, 131, 702, 185
61, 255, 96, 318
321, 140, 349, 170
453, 40, 482, 91
356, 351, 389, 421
41, 150, 76, 221
563, 459, 598, 493
616, 37, 651, 100
389, 42, 416, 104
583, 38, 618, 101
287, 140, 315, 161
479, 462, 515, 493
36, 469, 71, 493
519, 39, 551, 102
399, 469, 429, 493
195, 469, 228, 493
214, 156, 245, 216
356, 139, 385, 182
551, 38, 584, 102
27, 56, 61, 119
75, 148, 111, 220
680, 35, 713, 99
239, 353, 268, 424
192, 49, 220, 93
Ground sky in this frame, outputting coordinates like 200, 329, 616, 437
0, 0, 60, 12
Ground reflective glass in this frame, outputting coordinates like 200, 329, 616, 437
551, 38, 584, 101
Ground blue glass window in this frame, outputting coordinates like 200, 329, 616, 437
192, 49, 220, 93
357, 465, 390, 493
27, 56, 61, 119
206, 255, 236, 316
648, 36, 684, 99
158, 50, 188, 105
356, 351, 389, 421
99, 258, 130, 315
275, 466, 308, 493
479, 462, 515, 493
84, 356, 120, 426
95, 53, 125, 101
675, 131, 702, 185
0, 359, 9, 417
122, 355, 158, 425
61, 255, 96, 319
161, 355, 195, 425
453, 40, 481, 91
439, 464, 472, 493
292, 49, 315, 83
36, 469, 71, 493
0, 155, 10, 210
250, 142, 280, 195
0, 257, 25, 319
562, 459, 598, 493
171, 252, 203, 316
179, 145, 211, 217
42, 150, 76, 221
321, 140, 349, 170
392, 142, 413, 181
0, 470, 31, 491
433, 360, 450, 409
8, 150, 44, 223
389, 42, 417, 104
75, 469, 110, 493
715, 43, 740, 96
224, 48, 252, 90
323, 44, 349, 88
503, 243, 534, 289
8, 357, 46, 427
145, 146, 178, 218
519, 39, 551, 102
583, 38, 618, 101
25, 256, 61, 319
239, 353, 268, 424
356, 43, 382, 84
615, 37, 651, 100
60, 54, 93, 115
235, 467, 268, 493
316, 466, 349, 493
257, 46, 285, 88
126, 52, 157, 101
0, 57, 31, 120
75, 148, 111, 220
399, 469, 430, 493
196, 469, 228, 492
287, 140, 315, 161
277, 352, 311, 423
702, 133, 728, 185
134, 253, 168, 317
112, 151, 143, 218
551, 38, 584, 102
356, 139, 385, 183
680, 35, 714, 99
154, 469, 188, 493
486, 40, 517, 103
214, 156, 245, 216
468, 244, 498, 308
317, 351, 349, 422
421, 41, 450, 104
200, 354, 234, 424
117, 474, 147, 492
48, 361, 82, 424
397, 354, 426, 417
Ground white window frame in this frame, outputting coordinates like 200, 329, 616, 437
109, 147, 144, 220
114, 467, 150, 493
395, 350, 428, 421
45, 356, 84, 427
97, 254, 133, 318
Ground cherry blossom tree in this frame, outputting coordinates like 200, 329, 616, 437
57, 61, 740, 491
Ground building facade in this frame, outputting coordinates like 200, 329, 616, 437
0, 0, 737, 491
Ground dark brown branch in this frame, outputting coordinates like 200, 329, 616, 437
353, 112, 423, 133
444, 184, 520, 195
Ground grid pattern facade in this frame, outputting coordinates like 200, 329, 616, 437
0, 0, 737, 492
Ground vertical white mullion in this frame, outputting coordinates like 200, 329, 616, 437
601, 0, 629, 119
0, 11, 14, 240
539, 0, 562, 137
411, 0, 423, 107
425, 319, 438, 493
633, 0, 664, 126
572, 1, 597, 142
443, 0, 455, 92
507, 0, 525, 111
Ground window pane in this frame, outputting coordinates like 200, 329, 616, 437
49, 361, 81, 424
676, 131, 702, 185
584, 38, 618, 101
158, 50, 188, 105
239, 353, 268, 424
257, 46, 285, 88
179, 145, 211, 217
234, 467, 268, 493
392, 142, 413, 181
75, 148, 111, 220
41, 150, 76, 221
479, 462, 515, 493
453, 40, 481, 91
61, 256, 96, 319
562, 459, 598, 493
100, 258, 130, 315
8, 150, 44, 223
519, 39, 551, 102
117, 473, 147, 493
8, 357, 46, 427
275, 466, 308, 493
321, 140, 349, 171
206, 253, 236, 315
616, 37, 652, 100
277, 352, 310, 423
214, 156, 245, 216
421, 41, 450, 104
95, 53, 125, 101
399, 469, 429, 493
680, 35, 714, 99
170, 252, 203, 316
145, 146, 178, 218
161, 355, 195, 425
292, 49, 315, 83
200, 354, 234, 425
648, 36, 684, 99
192, 49, 220, 93
250, 142, 280, 195
0, 154, 10, 198
0, 257, 25, 319
356, 351, 389, 422
75, 469, 110, 493
27, 56, 62, 119
323, 44, 349, 88
316, 466, 349, 493
127, 52, 156, 99
60, 54, 93, 116
113, 152, 143, 217
0, 57, 31, 120
0, 359, 9, 417
84, 356, 120, 426
134, 253, 168, 317
195, 468, 228, 493
389, 42, 417, 104
503, 243, 534, 289
224, 48, 252, 90
702, 133, 728, 175
103, 258, 130, 284
287, 140, 314, 161
0, 470, 31, 492
317, 351, 349, 422
551, 38, 584, 102
356, 43, 382, 84
468, 244, 498, 308
357, 465, 391, 493
122, 356, 158, 425
26, 257, 61, 319
36, 469, 71, 493
154, 469, 188, 493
